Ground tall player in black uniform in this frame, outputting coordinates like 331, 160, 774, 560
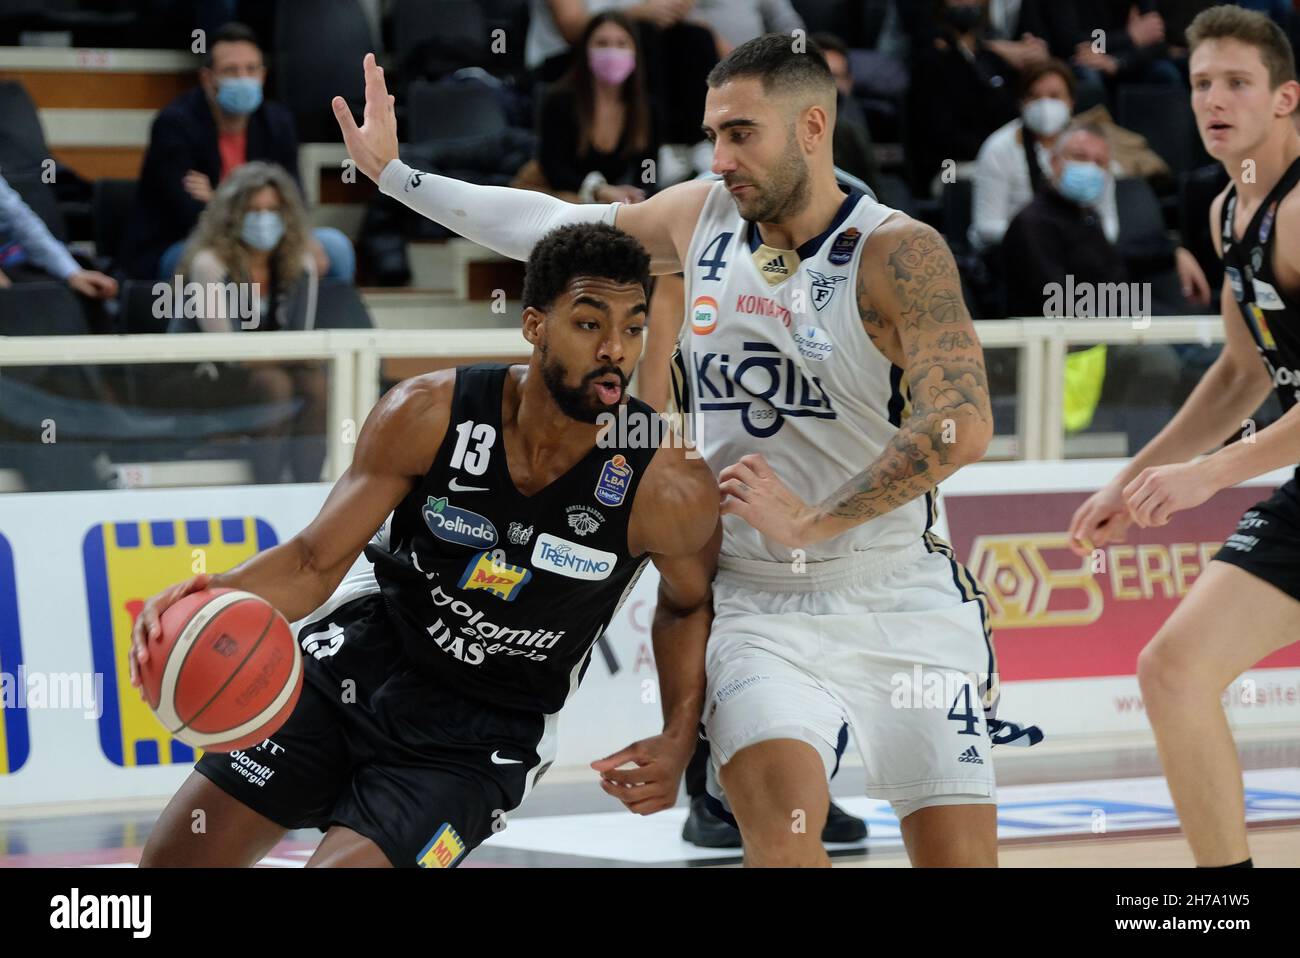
129, 223, 721, 868
1071, 6, 1300, 867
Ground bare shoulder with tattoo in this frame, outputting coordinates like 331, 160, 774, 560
814, 216, 992, 523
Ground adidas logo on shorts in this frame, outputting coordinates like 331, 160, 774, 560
957, 745, 984, 765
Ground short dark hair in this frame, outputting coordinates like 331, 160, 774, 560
1187, 4, 1297, 88
706, 32, 835, 100
205, 21, 261, 68
521, 223, 651, 312
808, 31, 848, 60
1020, 58, 1077, 101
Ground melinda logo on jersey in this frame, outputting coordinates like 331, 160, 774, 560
422, 495, 497, 548
695, 340, 837, 438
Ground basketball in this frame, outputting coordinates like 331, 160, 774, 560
138, 588, 303, 753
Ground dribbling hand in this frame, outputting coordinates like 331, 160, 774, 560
128, 573, 213, 700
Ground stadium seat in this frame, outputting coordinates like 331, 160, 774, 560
407, 77, 508, 144
0, 281, 89, 336
273, 0, 371, 141
313, 279, 374, 329
1115, 176, 1167, 249
1116, 85, 1200, 178
941, 178, 974, 255
0, 80, 47, 176
118, 279, 168, 336
392, 0, 487, 80
92, 178, 138, 266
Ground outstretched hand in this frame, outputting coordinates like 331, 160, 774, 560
333, 52, 399, 183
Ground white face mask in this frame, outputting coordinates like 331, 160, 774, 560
1022, 97, 1071, 136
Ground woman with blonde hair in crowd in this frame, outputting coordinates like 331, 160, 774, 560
165, 160, 327, 483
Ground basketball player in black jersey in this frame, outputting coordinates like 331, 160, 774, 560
1071, 5, 1300, 868
128, 223, 721, 868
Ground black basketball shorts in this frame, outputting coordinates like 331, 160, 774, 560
195, 583, 550, 868
1212, 477, 1300, 604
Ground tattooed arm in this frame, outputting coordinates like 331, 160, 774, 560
826, 217, 993, 525
717, 217, 993, 548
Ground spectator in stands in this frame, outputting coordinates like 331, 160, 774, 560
1018, 1, 1184, 111
810, 32, 883, 195
0, 172, 118, 300
525, 0, 718, 148
119, 22, 354, 284
971, 59, 1120, 251
165, 161, 327, 484
1002, 124, 1189, 449
690, 0, 804, 57
905, 0, 1025, 194
523, 11, 661, 203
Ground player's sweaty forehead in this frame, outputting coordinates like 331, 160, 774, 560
552, 276, 647, 320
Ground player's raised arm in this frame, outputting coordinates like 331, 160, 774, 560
332, 53, 706, 272
128, 373, 452, 695
592, 444, 720, 814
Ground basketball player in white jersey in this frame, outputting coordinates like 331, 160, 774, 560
335, 36, 1029, 866
1071, 6, 1300, 868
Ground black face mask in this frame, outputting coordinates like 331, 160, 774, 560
944, 5, 983, 33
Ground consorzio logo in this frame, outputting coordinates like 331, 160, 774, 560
422, 496, 498, 549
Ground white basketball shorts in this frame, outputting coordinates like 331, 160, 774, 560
703, 536, 1001, 822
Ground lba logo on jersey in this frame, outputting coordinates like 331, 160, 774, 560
83, 517, 278, 767
0, 532, 30, 776
422, 496, 498, 548
691, 295, 719, 335
532, 534, 617, 580
458, 551, 532, 601
595, 454, 633, 507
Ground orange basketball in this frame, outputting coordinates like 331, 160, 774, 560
139, 588, 303, 753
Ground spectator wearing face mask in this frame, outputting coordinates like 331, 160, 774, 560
1002, 123, 1192, 447
971, 59, 1119, 251
119, 22, 354, 284
520, 11, 661, 204
161, 161, 327, 484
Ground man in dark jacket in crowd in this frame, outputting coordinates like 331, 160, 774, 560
120, 22, 353, 281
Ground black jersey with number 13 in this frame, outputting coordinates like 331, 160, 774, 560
362, 364, 658, 713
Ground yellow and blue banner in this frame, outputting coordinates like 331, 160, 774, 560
0, 533, 29, 775
82, 517, 277, 767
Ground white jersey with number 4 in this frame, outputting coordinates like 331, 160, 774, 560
683, 179, 928, 563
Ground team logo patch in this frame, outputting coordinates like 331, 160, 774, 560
566, 505, 605, 536
807, 269, 848, 312
1226, 266, 1244, 300
1260, 201, 1278, 244
417, 823, 466, 868
458, 551, 532, 601
792, 324, 835, 362
531, 534, 617, 581
422, 496, 498, 549
507, 522, 534, 545
595, 454, 633, 507
1252, 277, 1285, 311
690, 295, 719, 335
1248, 303, 1278, 350
828, 227, 861, 265
1251, 246, 1264, 273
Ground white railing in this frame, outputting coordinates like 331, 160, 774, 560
0, 317, 1224, 478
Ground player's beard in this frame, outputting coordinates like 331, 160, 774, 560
539, 344, 627, 424
733, 130, 811, 224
